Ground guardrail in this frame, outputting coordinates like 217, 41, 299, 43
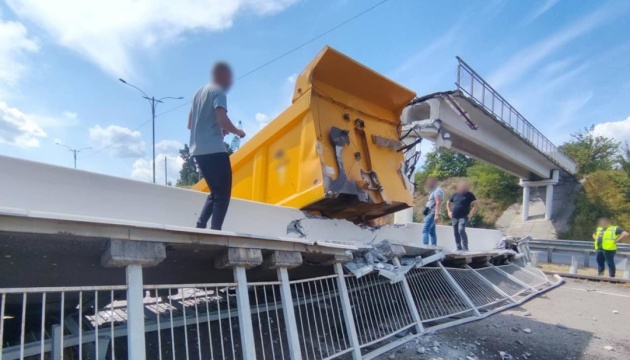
0, 261, 560, 360
528, 239, 630, 268
455, 57, 577, 175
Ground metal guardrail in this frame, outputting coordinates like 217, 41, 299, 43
455, 57, 577, 175
529, 239, 630, 252
529, 238, 630, 269
0, 261, 561, 360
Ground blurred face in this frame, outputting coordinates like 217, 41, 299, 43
457, 181, 469, 193
425, 178, 436, 190
598, 218, 611, 227
213, 66, 233, 91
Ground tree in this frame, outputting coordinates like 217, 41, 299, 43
176, 142, 234, 187
177, 144, 200, 187
415, 148, 475, 189
467, 162, 519, 206
559, 126, 620, 177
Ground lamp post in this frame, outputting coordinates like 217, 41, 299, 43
56, 143, 92, 169
119, 78, 183, 183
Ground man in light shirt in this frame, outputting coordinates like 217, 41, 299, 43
188, 62, 245, 230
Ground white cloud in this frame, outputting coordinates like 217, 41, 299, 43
488, 4, 616, 90
522, 0, 560, 25
594, 116, 630, 145
89, 124, 145, 158
255, 112, 269, 129
131, 139, 184, 184
0, 100, 47, 148
287, 74, 297, 83
7, 0, 298, 78
0, 15, 38, 87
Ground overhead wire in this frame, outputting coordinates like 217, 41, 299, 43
80, 0, 394, 159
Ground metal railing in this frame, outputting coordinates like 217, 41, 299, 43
1, 262, 562, 360
456, 57, 577, 175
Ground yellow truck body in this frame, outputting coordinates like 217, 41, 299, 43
193, 47, 416, 222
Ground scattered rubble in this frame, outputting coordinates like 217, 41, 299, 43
603, 345, 614, 351
612, 310, 619, 314
523, 328, 532, 334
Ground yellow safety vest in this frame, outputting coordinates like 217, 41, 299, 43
593, 226, 618, 251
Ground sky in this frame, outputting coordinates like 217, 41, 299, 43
1, 0, 629, 185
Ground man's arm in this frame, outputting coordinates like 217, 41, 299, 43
434, 195, 442, 221
446, 200, 452, 218
215, 108, 245, 137
616, 229, 629, 243
469, 200, 478, 219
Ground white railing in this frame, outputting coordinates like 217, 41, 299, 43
0, 262, 561, 360
456, 57, 577, 175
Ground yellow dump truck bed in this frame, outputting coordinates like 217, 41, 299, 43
194, 47, 416, 222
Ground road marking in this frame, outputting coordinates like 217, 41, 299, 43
567, 287, 630, 298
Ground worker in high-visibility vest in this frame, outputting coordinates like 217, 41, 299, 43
592, 217, 628, 277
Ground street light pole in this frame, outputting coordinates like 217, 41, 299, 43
119, 78, 183, 183
164, 156, 168, 185
55, 143, 92, 169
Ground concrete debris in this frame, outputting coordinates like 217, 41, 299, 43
433, 346, 440, 352
612, 310, 619, 314
344, 240, 426, 281
555, 323, 568, 329
417, 346, 426, 354
523, 311, 532, 316
499, 351, 514, 360
603, 345, 614, 351
522, 328, 532, 334
389, 354, 396, 359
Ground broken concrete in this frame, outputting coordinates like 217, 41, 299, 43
101, 239, 166, 267
215, 248, 263, 269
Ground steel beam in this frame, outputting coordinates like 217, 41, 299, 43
277, 268, 303, 360
234, 267, 257, 360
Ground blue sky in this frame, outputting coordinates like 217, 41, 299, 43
1, 0, 629, 184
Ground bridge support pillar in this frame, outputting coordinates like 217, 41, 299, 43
545, 183, 554, 221
101, 239, 167, 360
520, 170, 559, 221
522, 184, 530, 221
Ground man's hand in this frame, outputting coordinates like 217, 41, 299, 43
235, 129, 246, 138
434, 213, 439, 222
447, 211, 453, 219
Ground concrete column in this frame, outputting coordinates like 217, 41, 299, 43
545, 183, 554, 220
101, 239, 166, 360
126, 264, 146, 360
394, 207, 414, 224
522, 184, 530, 221
215, 248, 263, 360
266, 251, 304, 360
234, 267, 257, 360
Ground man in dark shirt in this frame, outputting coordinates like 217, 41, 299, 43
447, 180, 478, 251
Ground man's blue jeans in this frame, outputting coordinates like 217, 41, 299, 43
452, 217, 469, 250
423, 211, 437, 246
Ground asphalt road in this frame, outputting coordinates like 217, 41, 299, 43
377, 278, 630, 360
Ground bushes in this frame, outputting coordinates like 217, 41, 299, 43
562, 170, 630, 240
466, 162, 520, 206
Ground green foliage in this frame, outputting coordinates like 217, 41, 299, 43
559, 126, 619, 177
415, 148, 475, 190
466, 162, 519, 206
563, 170, 630, 240
176, 144, 200, 187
